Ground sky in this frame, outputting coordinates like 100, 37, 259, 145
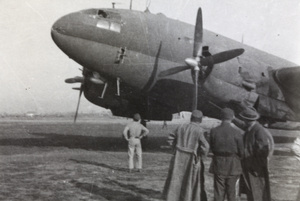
0, 0, 299, 115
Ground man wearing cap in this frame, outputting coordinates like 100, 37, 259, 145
209, 108, 243, 201
162, 110, 210, 201
233, 107, 274, 160
238, 108, 272, 201
123, 113, 149, 173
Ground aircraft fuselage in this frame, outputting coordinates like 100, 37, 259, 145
51, 8, 300, 122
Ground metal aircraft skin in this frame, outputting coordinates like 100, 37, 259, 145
51, 8, 300, 126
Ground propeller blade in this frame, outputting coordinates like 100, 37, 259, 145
65, 76, 84, 84
158, 66, 190, 77
192, 67, 199, 110
74, 84, 83, 123
193, 8, 203, 58
211, 48, 245, 64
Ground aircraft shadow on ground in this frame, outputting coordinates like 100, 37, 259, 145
69, 176, 162, 201
70, 159, 129, 172
0, 132, 296, 156
105, 179, 162, 200
70, 179, 151, 201
0, 132, 170, 152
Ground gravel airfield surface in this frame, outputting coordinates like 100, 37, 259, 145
0, 117, 299, 201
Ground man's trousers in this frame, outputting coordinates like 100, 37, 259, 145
214, 174, 240, 201
128, 138, 142, 169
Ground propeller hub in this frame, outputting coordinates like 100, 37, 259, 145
185, 58, 198, 67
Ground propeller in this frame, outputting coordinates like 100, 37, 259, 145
74, 83, 83, 123
159, 48, 245, 78
158, 7, 245, 110
190, 8, 203, 110
64, 70, 106, 123
64, 73, 84, 122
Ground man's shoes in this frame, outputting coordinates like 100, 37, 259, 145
128, 169, 142, 173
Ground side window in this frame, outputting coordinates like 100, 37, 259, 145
110, 22, 121, 32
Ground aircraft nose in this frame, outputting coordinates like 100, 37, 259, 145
52, 10, 87, 45
51, 14, 71, 48
51, 11, 98, 52
51, 19, 65, 35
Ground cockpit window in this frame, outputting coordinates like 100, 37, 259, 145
98, 10, 107, 18
81, 9, 122, 33
96, 21, 121, 32
109, 22, 121, 32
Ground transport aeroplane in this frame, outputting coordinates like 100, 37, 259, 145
51, 7, 300, 128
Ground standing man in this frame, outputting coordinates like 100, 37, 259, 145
291, 138, 300, 200
238, 108, 272, 201
209, 108, 244, 201
123, 113, 149, 173
162, 110, 210, 201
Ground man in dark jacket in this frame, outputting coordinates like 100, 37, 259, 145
209, 108, 244, 201
238, 108, 271, 201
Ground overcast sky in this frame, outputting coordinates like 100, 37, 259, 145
0, 0, 299, 115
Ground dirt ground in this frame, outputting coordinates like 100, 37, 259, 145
0, 117, 299, 201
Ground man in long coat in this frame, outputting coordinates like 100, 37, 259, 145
292, 138, 300, 200
209, 108, 244, 201
238, 108, 272, 201
162, 110, 210, 201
